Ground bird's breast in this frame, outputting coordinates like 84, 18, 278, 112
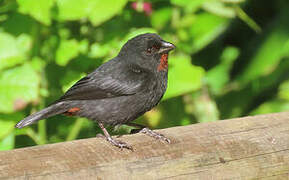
142, 72, 168, 109
157, 54, 168, 72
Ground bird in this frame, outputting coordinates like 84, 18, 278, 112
15, 33, 175, 150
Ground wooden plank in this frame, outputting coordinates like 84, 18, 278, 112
0, 112, 289, 179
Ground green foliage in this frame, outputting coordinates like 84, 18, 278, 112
0, 32, 31, 70
56, 0, 128, 26
0, 0, 288, 150
206, 46, 239, 95
17, 0, 54, 25
0, 64, 40, 113
237, 9, 289, 85
56, 39, 80, 66
163, 55, 205, 100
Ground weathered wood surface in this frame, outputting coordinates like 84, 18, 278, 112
1, 112, 289, 180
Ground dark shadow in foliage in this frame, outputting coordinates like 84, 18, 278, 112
217, 58, 289, 119
2, 13, 35, 36
230, 0, 286, 78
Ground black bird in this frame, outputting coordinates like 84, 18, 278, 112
15, 33, 175, 150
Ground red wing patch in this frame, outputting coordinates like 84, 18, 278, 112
64, 107, 80, 116
157, 54, 168, 71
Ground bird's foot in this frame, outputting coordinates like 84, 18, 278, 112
97, 122, 133, 151
96, 133, 133, 150
106, 137, 133, 151
139, 127, 171, 143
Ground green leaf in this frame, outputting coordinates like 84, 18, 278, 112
0, 113, 23, 136
57, 0, 127, 26
0, 119, 15, 139
0, 64, 40, 113
0, 32, 31, 70
56, 0, 96, 20
282, 39, 289, 58
89, 0, 127, 26
278, 80, 289, 101
0, 133, 14, 151
171, 0, 192, 6
17, 0, 54, 25
250, 100, 289, 115
190, 12, 229, 53
89, 43, 111, 58
163, 55, 205, 100
151, 8, 172, 30
30, 57, 46, 71
0, 113, 23, 151
171, 0, 204, 13
202, 0, 236, 18
220, 0, 244, 3
206, 46, 239, 94
177, 14, 196, 28
56, 39, 79, 66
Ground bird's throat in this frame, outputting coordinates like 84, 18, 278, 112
157, 54, 168, 71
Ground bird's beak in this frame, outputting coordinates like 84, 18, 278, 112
159, 40, 176, 54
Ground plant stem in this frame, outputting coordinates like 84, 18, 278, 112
66, 118, 85, 141
38, 120, 47, 144
234, 5, 261, 33
26, 128, 42, 145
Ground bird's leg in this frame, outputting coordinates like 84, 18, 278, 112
98, 122, 133, 150
126, 123, 171, 143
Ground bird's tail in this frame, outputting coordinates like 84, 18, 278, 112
15, 102, 67, 128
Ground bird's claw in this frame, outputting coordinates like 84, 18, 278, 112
139, 127, 171, 143
106, 137, 133, 151
96, 133, 133, 150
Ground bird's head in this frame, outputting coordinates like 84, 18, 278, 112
118, 33, 175, 72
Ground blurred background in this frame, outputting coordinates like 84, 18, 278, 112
0, 0, 288, 150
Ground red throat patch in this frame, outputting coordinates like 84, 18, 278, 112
64, 107, 80, 116
157, 54, 168, 71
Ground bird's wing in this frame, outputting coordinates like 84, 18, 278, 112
58, 64, 148, 101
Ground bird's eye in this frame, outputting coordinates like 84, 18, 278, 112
152, 44, 160, 50
146, 47, 152, 54
146, 44, 160, 54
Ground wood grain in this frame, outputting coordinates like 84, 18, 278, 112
1, 112, 289, 179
